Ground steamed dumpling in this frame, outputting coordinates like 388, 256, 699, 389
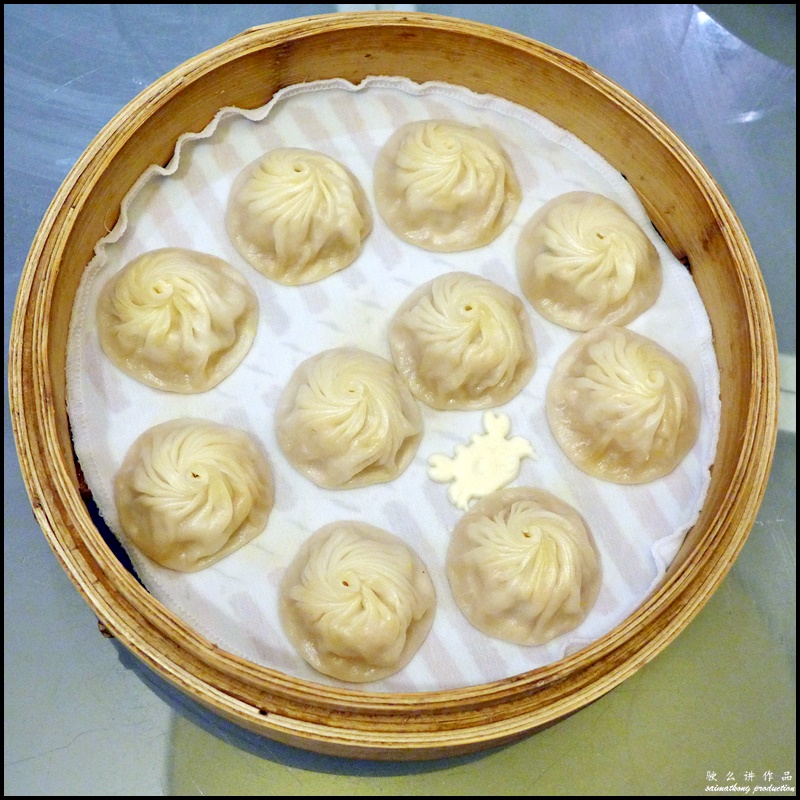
374, 120, 521, 251
97, 248, 258, 393
280, 521, 436, 682
275, 348, 423, 489
388, 272, 536, 410
547, 326, 701, 483
517, 192, 662, 330
115, 419, 274, 572
226, 148, 372, 285
447, 487, 601, 645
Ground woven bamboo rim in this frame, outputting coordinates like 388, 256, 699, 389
9, 12, 779, 760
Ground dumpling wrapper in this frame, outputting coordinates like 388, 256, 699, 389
447, 487, 601, 646
389, 271, 536, 410
516, 191, 662, 330
374, 119, 521, 251
280, 521, 436, 683
547, 326, 701, 483
97, 248, 258, 393
226, 147, 372, 285
115, 418, 274, 572
275, 347, 423, 489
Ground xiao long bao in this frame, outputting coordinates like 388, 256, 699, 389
96, 248, 258, 393
447, 487, 601, 646
388, 272, 536, 410
516, 191, 662, 330
374, 119, 521, 251
226, 147, 372, 285
115, 419, 274, 572
275, 348, 423, 489
547, 326, 701, 483
280, 521, 437, 683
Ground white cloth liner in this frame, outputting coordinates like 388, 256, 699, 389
66, 77, 721, 692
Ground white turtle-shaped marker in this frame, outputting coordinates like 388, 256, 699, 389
427, 411, 536, 511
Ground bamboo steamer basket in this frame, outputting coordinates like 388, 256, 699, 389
9, 12, 779, 760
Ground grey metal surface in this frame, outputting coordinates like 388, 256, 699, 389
5, 4, 795, 795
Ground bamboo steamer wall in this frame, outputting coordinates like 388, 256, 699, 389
9, 13, 779, 760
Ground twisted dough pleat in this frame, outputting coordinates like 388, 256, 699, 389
226, 148, 372, 285
447, 487, 600, 645
97, 248, 258, 392
547, 326, 701, 482
389, 272, 536, 409
115, 419, 273, 571
280, 521, 436, 682
374, 120, 521, 251
517, 192, 662, 330
276, 348, 423, 489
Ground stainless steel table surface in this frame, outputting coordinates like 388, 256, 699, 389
5, 4, 795, 795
